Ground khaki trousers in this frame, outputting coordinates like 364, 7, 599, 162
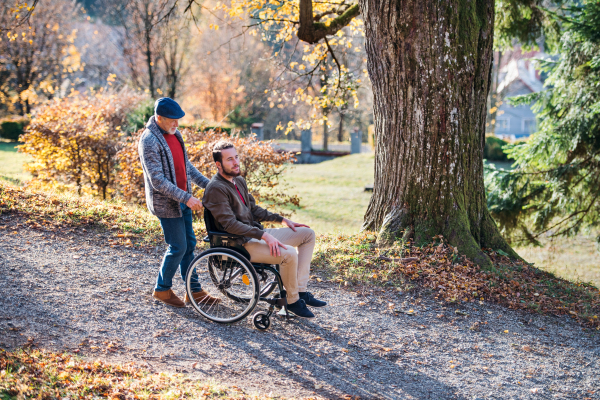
243, 227, 316, 303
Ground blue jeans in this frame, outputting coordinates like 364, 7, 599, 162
155, 203, 201, 292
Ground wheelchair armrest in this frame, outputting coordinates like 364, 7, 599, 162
207, 230, 245, 240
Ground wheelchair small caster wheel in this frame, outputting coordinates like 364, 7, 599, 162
252, 312, 271, 331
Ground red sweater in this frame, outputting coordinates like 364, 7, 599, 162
163, 134, 187, 192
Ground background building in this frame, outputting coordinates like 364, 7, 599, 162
488, 48, 547, 141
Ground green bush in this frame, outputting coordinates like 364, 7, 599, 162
0, 117, 29, 142
484, 136, 508, 161
124, 99, 154, 133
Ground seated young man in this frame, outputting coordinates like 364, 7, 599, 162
202, 141, 326, 318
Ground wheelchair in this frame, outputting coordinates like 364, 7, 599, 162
184, 209, 290, 330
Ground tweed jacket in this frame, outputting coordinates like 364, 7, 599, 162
203, 173, 283, 244
138, 116, 209, 218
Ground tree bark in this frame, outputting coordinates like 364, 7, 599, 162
145, 19, 155, 96
360, 0, 517, 267
487, 50, 503, 136
323, 109, 329, 151
338, 107, 345, 142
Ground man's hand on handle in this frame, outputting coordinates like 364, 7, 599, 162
281, 218, 310, 232
186, 197, 203, 211
262, 232, 287, 257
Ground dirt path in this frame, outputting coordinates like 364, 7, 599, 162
1, 213, 599, 399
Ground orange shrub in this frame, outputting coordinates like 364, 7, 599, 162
116, 128, 299, 216
19, 89, 144, 199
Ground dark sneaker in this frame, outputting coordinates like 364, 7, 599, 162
299, 291, 327, 307
286, 299, 315, 318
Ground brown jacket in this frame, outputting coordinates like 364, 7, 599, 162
202, 173, 283, 243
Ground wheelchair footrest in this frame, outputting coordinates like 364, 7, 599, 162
260, 297, 287, 307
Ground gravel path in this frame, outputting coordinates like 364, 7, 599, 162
1, 213, 599, 399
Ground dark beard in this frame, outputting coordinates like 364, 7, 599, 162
222, 165, 241, 177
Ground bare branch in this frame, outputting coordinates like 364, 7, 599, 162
0, 0, 39, 31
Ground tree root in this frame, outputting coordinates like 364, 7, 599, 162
373, 206, 519, 269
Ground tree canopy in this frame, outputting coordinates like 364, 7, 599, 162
486, 0, 600, 247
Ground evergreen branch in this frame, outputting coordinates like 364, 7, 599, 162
531, 178, 600, 240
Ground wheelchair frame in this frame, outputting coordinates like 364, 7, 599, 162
185, 208, 291, 330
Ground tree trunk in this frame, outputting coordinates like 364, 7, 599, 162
487, 50, 502, 136
360, 0, 517, 267
145, 34, 155, 96
338, 109, 344, 142
144, 5, 155, 96
322, 111, 328, 151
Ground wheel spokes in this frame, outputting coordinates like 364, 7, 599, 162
187, 251, 258, 323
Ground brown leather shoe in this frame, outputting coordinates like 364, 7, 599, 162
153, 289, 185, 308
184, 289, 221, 305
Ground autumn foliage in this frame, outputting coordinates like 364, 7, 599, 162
313, 233, 600, 328
117, 126, 299, 215
18, 91, 298, 212
19, 90, 143, 199
0, 348, 263, 399
0, 0, 81, 115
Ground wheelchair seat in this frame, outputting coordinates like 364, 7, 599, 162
203, 208, 251, 261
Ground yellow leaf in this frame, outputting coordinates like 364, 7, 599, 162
58, 371, 70, 380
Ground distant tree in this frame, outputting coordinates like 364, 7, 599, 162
0, 0, 39, 32
0, 0, 80, 114
193, 49, 246, 122
108, 0, 178, 96
486, 0, 600, 247
160, 8, 193, 99
486, 50, 505, 136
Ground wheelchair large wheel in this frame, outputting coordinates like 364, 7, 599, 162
185, 248, 259, 324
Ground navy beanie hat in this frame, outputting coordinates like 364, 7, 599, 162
154, 97, 185, 119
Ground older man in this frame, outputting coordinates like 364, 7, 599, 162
138, 97, 219, 308
202, 141, 326, 318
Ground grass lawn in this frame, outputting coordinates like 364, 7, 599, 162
0, 140, 31, 183
284, 155, 600, 287
281, 153, 374, 234
516, 236, 600, 288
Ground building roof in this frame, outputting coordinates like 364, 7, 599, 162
497, 59, 544, 95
